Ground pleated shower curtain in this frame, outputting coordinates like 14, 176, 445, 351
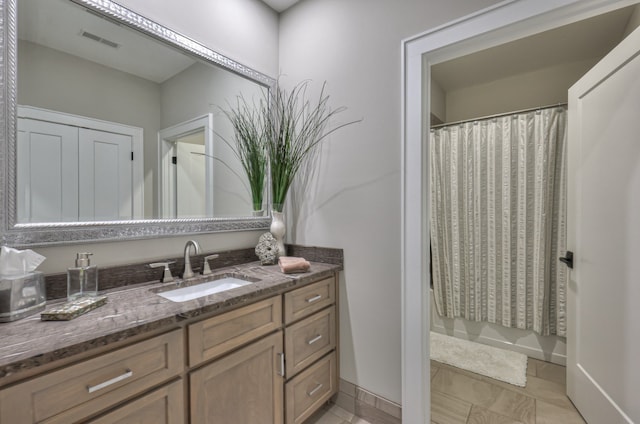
430, 107, 567, 336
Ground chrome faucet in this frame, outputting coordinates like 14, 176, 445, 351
183, 240, 201, 279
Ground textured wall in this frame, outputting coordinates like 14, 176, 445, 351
278, 0, 502, 404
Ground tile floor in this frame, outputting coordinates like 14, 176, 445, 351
306, 403, 372, 424
431, 358, 586, 424
311, 357, 585, 424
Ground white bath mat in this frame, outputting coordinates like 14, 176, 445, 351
430, 332, 527, 387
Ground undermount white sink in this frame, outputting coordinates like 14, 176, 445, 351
156, 276, 253, 302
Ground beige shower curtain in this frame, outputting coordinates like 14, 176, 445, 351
430, 106, 567, 336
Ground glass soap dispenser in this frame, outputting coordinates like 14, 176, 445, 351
67, 252, 98, 301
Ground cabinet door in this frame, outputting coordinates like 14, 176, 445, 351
190, 331, 284, 424
89, 380, 184, 424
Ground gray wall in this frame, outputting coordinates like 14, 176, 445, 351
278, 0, 502, 404
623, 3, 640, 37
444, 58, 600, 123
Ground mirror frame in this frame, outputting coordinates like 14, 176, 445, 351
0, 0, 276, 247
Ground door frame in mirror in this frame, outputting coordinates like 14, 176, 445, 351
0, 0, 276, 247
158, 113, 215, 219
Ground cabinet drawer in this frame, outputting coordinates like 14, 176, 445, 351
0, 329, 183, 424
284, 276, 335, 324
285, 351, 337, 424
285, 306, 335, 377
188, 296, 282, 366
89, 379, 184, 424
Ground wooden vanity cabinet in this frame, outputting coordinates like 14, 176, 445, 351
0, 272, 339, 424
0, 329, 184, 424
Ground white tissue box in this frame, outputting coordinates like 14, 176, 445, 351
0, 271, 45, 322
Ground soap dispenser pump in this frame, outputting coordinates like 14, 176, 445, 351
67, 252, 98, 301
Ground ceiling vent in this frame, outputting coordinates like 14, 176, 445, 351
80, 30, 120, 49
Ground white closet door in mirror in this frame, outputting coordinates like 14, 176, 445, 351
17, 118, 79, 223
78, 129, 134, 221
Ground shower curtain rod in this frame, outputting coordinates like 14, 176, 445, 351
430, 102, 567, 130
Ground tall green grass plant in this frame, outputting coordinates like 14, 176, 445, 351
265, 81, 358, 212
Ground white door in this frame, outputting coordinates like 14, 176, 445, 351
567, 25, 640, 424
78, 128, 133, 221
17, 118, 79, 223
158, 114, 214, 218
176, 136, 207, 218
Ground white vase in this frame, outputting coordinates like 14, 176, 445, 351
270, 210, 286, 258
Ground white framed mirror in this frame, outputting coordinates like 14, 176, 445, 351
0, 0, 276, 246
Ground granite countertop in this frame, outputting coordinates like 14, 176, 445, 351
0, 260, 341, 382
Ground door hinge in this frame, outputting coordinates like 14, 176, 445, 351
172, 156, 177, 165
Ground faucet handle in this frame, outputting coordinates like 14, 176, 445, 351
149, 261, 175, 283
202, 254, 220, 275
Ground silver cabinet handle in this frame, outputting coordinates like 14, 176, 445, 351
307, 383, 323, 397
87, 369, 133, 393
277, 353, 285, 377
307, 335, 323, 345
306, 295, 322, 303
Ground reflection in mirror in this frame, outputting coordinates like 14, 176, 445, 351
17, 0, 267, 223
176, 131, 207, 218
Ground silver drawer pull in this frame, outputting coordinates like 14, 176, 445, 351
87, 369, 133, 393
306, 295, 322, 303
307, 335, 323, 345
277, 353, 286, 377
307, 383, 324, 397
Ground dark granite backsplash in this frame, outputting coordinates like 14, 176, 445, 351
287, 245, 344, 265
44, 245, 343, 300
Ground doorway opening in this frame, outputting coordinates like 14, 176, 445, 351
401, 0, 640, 422
428, 3, 637, 365
158, 114, 214, 218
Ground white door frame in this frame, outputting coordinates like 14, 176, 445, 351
158, 114, 214, 218
400, 0, 637, 422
